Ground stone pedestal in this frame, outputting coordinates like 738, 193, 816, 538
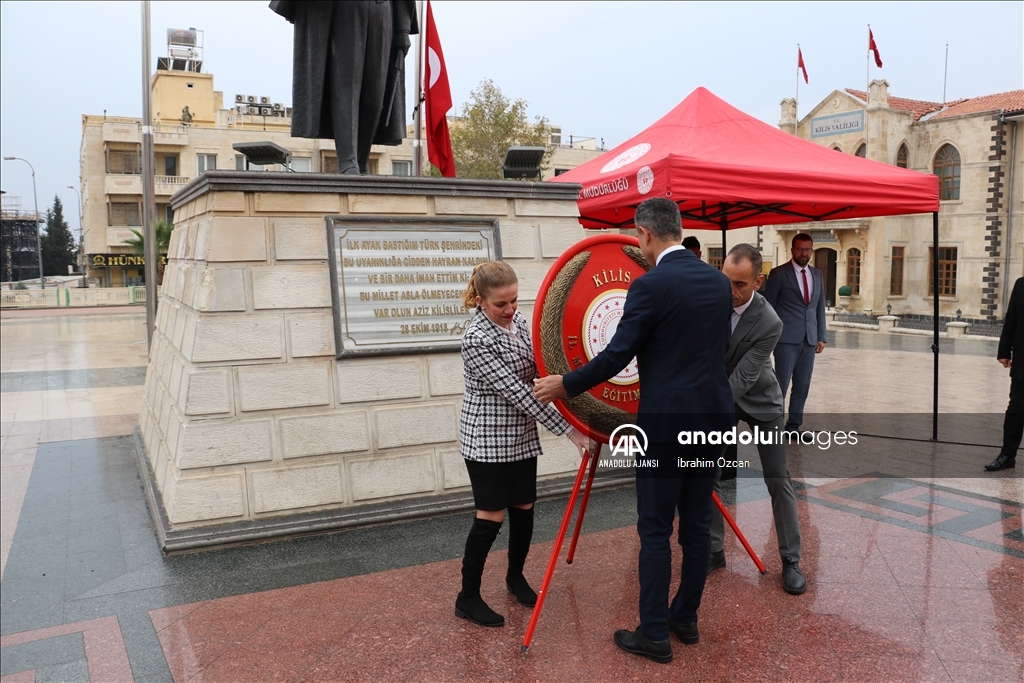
877, 315, 899, 332
946, 321, 970, 338
136, 171, 608, 551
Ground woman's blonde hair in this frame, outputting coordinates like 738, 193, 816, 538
462, 261, 518, 309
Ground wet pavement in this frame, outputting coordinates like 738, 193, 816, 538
1, 306, 1020, 682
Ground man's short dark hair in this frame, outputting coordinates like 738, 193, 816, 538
634, 198, 682, 241
792, 232, 813, 246
682, 236, 701, 250
726, 243, 763, 278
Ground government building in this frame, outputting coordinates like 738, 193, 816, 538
769, 80, 1023, 330
78, 30, 603, 288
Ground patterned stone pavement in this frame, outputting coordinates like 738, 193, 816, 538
0, 306, 1020, 682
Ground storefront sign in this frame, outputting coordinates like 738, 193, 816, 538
89, 253, 167, 268
328, 217, 501, 357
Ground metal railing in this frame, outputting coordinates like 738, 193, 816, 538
155, 175, 190, 185
0, 286, 151, 309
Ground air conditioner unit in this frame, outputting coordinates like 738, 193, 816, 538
260, 96, 271, 105
235, 94, 244, 104
248, 106, 260, 115
260, 106, 272, 116
247, 95, 256, 104
273, 111, 285, 118
273, 102, 283, 111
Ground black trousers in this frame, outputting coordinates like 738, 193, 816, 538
1001, 377, 1024, 458
634, 443, 720, 642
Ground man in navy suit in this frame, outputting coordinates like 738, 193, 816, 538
534, 198, 734, 663
988, 276, 1024, 471
763, 233, 827, 431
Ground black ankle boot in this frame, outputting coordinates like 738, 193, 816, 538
506, 506, 537, 607
455, 517, 504, 627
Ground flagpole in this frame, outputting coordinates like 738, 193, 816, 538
943, 43, 949, 103
865, 25, 871, 157
795, 44, 800, 117
413, 0, 426, 176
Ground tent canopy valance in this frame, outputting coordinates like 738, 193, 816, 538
548, 87, 939, 231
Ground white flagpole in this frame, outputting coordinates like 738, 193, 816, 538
795, 44, 800, 118
413, 1, 426, 176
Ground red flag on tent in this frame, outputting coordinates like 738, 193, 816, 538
798, 47, 808, 84
868, 28, 883, 68
424, 1, 455, 177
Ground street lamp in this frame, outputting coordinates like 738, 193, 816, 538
3, 156, 45, 289
67, 185, 85, 288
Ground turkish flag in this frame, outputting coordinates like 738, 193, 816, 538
424, 1, 456, 177
868, 28, 883, 68
798, 47, 808, 84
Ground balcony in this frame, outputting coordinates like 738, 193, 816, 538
153, 125, 189, 146
155, 175, 191, 195
103, 122, 140, 143
105, 174, 142, 195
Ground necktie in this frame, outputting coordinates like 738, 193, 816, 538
801, 269, 810, 305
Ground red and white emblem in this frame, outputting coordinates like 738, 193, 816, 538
533, 234, 651, 442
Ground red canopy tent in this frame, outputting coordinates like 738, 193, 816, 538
548, 86, 937, 231
548, 87, 944, 436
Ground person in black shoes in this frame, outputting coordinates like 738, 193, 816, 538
455, 262, 589, 627
709, 245, 805, 595
988, 277, 1024, 472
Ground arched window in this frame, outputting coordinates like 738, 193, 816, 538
847, 248, 862, 295
855, 143, 867, 158
934, 144, 961, 200
831, 145, 843, 153
896, 143, 909, 168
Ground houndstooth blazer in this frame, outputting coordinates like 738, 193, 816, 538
460, 309, 571, 462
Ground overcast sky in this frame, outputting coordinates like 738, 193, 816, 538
1, 1, 1020, 227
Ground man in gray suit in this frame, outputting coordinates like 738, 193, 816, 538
711, 244, 805, 595
763, 233, 827, 432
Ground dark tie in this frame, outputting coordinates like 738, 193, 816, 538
801, 268, 810, 305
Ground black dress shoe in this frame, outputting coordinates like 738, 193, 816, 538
707, 550, 726, 575
506, 573, 537, 607
985, 454, 1017, 471
455, 591, 505, 627
668, 618, 699, 644
782, 561, 807, 595
613, 627, 672, 663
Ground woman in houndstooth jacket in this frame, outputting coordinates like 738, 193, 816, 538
454, 261, 589, 628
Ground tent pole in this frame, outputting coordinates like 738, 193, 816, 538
720, 218, 728, 263
932, 211, 939, 441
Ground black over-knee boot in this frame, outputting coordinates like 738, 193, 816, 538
455, 517, 504, 627
506, 506, 537, 607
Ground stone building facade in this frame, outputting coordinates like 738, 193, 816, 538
772, 81, 1023, 324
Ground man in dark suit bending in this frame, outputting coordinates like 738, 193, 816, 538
534, 198, 734, 663
763, 233, 827, 431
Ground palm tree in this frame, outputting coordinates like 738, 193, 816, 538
123, 220, 173, 285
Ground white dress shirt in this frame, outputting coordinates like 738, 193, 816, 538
791, 260, 813, 302
656, 244, 686, 266
731, 297, 753, 334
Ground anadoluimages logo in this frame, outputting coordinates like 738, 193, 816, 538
609, 424, 648, 459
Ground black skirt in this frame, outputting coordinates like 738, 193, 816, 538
464, 457, 538, 511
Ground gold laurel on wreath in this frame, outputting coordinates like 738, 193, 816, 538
539, 250, 645, 437
622, 245, 649, 271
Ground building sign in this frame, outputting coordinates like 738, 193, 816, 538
89, 253, 167, 268
328, 217, 501, 357
810, 110, 864, 138
808, 230, 838, 243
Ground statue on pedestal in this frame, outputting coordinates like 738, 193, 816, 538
271, 1, 419, 174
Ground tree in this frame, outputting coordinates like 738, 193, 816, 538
123, 220, 174, 285
448, 79, 554, 180
41, 195, 77, 277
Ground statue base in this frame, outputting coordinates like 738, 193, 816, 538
136, 171, 627, 551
